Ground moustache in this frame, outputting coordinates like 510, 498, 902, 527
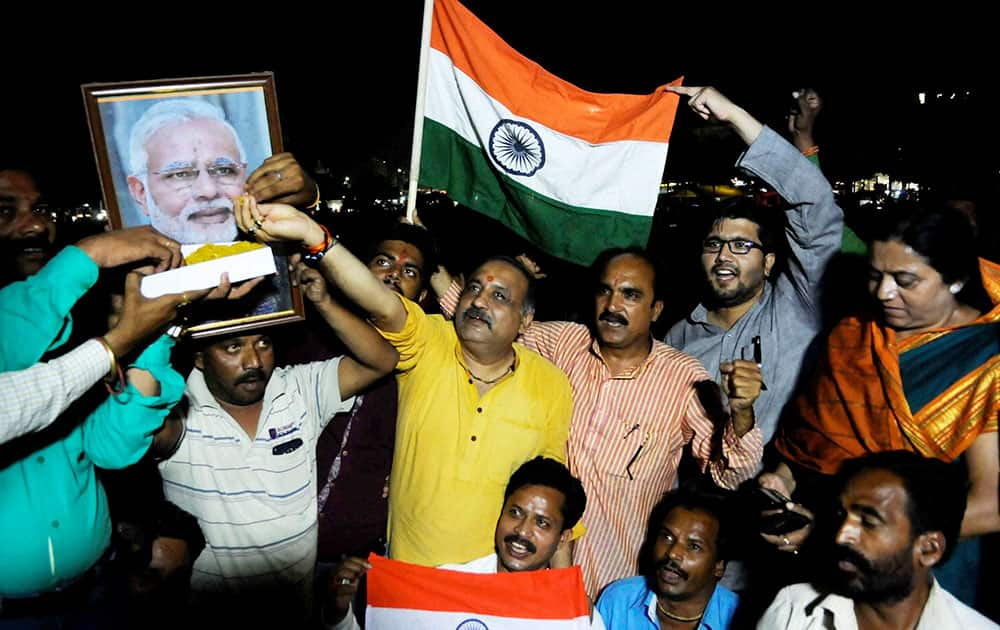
599, 311, 628, 326
235, 368, 267, 385
382, 277, 403, 293
504, 535, 537, 554
834, 545, 873, 573
656, 558, 688, 580
181, 197, 235, 221
462, 306, 493, 329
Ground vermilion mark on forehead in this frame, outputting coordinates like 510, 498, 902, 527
486, 275, 495, 282
397, 253, 408, 265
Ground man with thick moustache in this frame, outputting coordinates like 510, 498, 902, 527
759, 451, 997, 629
598, 482, 739, 629
435, 246, 764, 597
325, 457, 606, 630
232, 195, 574, 570
153, 261, 398, 624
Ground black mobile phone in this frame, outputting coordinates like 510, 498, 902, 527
760, 510, 813, 535
755, 486, 791, 511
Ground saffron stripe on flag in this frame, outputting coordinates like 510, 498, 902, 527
430, 0, 680, 144
425, 48, 668, 216
365, 554, 590, 620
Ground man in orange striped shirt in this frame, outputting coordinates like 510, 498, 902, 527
440, 247, 764, 597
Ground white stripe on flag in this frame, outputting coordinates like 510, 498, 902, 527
425, 48, 667, 218
367, 606, 591, 629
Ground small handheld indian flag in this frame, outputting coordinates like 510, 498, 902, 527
411, 0, 682, 266
365, 554, 591, 629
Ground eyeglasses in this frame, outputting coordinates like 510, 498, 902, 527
702, 237, 764, 255
150, 161, 246, 192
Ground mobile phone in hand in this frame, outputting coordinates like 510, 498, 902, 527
760, 510, 813, 535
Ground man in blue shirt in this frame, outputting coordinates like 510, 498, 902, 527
597, 482, 738, 629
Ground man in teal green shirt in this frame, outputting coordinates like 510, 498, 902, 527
0, 168, 205, 607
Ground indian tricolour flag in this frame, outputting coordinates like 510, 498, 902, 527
365, 554, 591, 629
414, 0, 682, 266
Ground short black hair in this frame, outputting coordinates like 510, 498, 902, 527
503, 457, 586, 532
473, 255, 537, 315
368, 222, 439, 288
708, 196, 781, 254
589, 246, 665, 304
870, 205, 983, 304
638, 479, 732, 586
836, 451, 967, 564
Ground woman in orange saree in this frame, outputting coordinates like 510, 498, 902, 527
763, 207, 999, 605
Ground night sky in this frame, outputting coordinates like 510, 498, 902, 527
3, 5, 995, 206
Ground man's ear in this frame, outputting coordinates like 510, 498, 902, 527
557, 528, 573, 551
518, 309, 535, 335
763, 252, 776, 278
127, 175, 150, 216
193, 352, 205, 371
713, 558, 726, 579
651, 299, 664, 323
915, 531, 945, 568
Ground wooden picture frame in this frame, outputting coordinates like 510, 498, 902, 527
82, 73, 304, 338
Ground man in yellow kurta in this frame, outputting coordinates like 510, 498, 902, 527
232, 197, 573, 567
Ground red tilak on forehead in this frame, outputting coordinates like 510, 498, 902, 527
486, 275, 495, 282
396, 253, 408, 265
613, 274, 623, 286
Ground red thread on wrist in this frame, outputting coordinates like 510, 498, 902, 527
304, 225, 332, 255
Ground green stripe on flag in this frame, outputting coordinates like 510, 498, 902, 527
419, 118, 653, 266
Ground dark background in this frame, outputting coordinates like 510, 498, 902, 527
3, 5, 996, 204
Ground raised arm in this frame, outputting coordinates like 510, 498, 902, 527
0, 226, 183, 370
672, 85, 842, 304
234, 196, 407, 332
666, 85, 763, 146
787, 88, 822, 156
295, 262, 398, 399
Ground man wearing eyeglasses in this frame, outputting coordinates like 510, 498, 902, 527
664, 86, 843, 450
126, 99, 247, 244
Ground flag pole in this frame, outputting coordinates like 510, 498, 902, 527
406, 0, 435, 224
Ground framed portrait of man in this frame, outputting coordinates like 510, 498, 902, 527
82, 73, 304, 338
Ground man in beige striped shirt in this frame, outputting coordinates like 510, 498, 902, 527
440, 247, 764, 597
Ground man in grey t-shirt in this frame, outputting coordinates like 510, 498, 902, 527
664, 86, 843, 447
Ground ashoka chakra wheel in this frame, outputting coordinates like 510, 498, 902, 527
488, 119, 546, 177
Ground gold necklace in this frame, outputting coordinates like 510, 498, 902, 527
656, 598, 704, 623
